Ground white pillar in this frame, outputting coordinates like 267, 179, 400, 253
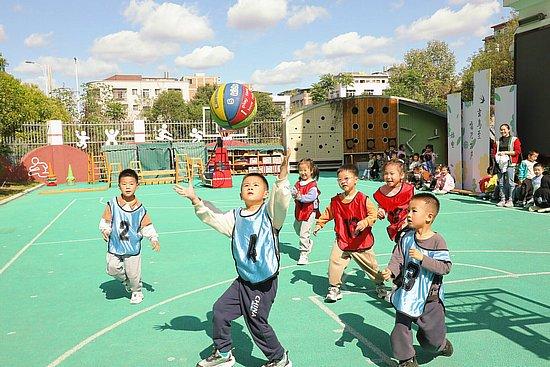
134, 120, 146, 143
47, 120, 63, 145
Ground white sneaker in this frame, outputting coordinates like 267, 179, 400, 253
325, 286, 342, 303
196, 349, 235, 367
504, 199, 514, 208
496, 200, 506, 207
297, 253, 309, 265
130, 291, 143, 304
261, 350, 292, 367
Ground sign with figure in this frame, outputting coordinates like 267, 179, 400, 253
447, 93, 462, 189
494, 85, 517, 135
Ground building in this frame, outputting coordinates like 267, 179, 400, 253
88, 74, 190, 120
270, 94, 291, 118
329, 71, 390, 99
278, 88, 314, 113
483, 20, 514, 50
504, 0, 550, 161
183, 73, 220, 100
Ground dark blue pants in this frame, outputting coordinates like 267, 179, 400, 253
212, 277, 284, 361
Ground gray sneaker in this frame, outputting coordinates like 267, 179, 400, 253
504, 199, 514, 208
375, 283, 388, 299
398, 357, 418, 367
196, 349, 235, 367
440, 339, 453, 357
262, 350, 292, 367
496, 200, 506, 207
325, 286, 342, 303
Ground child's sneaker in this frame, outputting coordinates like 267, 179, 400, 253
122, 280, 131, 293
297, 253, 309, 265
375, 283, 388, 299
504, 199, 514, 208
440, 339, 453, 357
196, 349, 235, 367
398, 357, 418, 367
325, 286, 342, 303
261, 350, 292, 367
130, 291, 143, 304
496, 199, 506, 207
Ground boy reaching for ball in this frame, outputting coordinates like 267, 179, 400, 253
174, 150, 293, 367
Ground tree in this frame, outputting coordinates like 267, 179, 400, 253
384, 40, 458, 111
187, 84, 218, 121
146, 90, 188, 121
461, 18, 518, 101
310, 73, 354, 104
253, 92, 283, 120
51, 87, 78, 121
105, 101, 126, 122
0, 53, 7, 72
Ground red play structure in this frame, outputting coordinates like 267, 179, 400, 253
203, 137, 232, 188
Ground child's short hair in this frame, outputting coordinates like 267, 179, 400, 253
412, 193, 440, 219
242, 173, 269, 189
118, 168, 139, 183
534, 162, 544, 170
440, 164, 449, 170
298, 158, 320, 180
337, 164, 358, 177
529, 149, 539, 155
383, 159, 404, 173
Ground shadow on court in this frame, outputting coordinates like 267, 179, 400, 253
99, 280, 155, 299
154, 311, 265, 365
336, 312, 393, 366
445, 288, 550, 360
279, 242, 300, 261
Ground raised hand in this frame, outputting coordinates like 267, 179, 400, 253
173, 180, 199, 204
278, 149, 291, 179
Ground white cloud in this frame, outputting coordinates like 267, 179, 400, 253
361, 54, 399, 67
395, 1, 501, 41
136, 2, 213, 42
227, 0, 288, 30
175, 46, 234, 69
124, 0, 157, 23
14, 56, 118, 81
391, 0, 405, 11
24, 32, 53, 48
0, 25, 6, 42
448, 0, 495, 4
321, 32, 391, 57
293, 41, 320, 59
287, 6, 329, 29
250, 58, 345, 86
91, 31, 179, 63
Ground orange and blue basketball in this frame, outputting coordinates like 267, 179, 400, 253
209, 83, 257, 130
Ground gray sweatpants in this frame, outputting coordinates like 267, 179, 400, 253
293, 212, 316, 254
212, 277, 284, 362
106, 252, 142, 292
391, 300, 447, 361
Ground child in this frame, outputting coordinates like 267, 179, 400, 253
422, 145, 436, 175
374, 160, 415, 244
432, 165, 455, 195
375, 153, 386, 180
313, 164, 386, 302
530, 172, 550, 213
516, 150, 539, 206
99, 169, 160, 304
361, 153, 375, 180
292, 158, 321, 265
381, 193, 453, 367
174, 151, 293, 367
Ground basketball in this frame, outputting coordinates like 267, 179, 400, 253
209, 83, 257, 130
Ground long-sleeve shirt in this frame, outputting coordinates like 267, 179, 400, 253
193, 177, 291, 237
518, 159, 536, 181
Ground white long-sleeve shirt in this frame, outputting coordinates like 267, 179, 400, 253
193, 177, 291, 237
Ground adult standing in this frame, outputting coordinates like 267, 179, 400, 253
493, 124, 522, 207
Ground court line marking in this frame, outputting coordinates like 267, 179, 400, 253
452, 262, 517, 277
308, 296, 395, 366
0, 199, 77, 276
46, 253, 548, 366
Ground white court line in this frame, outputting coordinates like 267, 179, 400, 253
446, 271, 550, 285
308, 296, 395, 366
46, 254, 549, 366
0, 199, 76, 276
452, 262, 518, 277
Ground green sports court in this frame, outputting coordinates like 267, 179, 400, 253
1, 173, 549, 367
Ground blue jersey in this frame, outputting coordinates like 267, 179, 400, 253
391, 230, 451, 318
232, 204, 280, 284
107, 197, 146, 256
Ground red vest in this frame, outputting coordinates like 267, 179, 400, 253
330, 191, 374, 251
373, 182, 414, 241
294, 181, 320, 221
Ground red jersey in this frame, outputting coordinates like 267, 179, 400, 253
330, 192, 374, 251
373, 182, 414, 241
294, 180, 321, 221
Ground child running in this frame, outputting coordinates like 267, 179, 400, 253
292, 158, 321, 265
313, 164, 386, 302
174, 150, 292, 367
381, 193, 453, 367
99, 169, 160, 304
374, 159, 415, 244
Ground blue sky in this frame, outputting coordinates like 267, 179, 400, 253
0, 0, 511, 94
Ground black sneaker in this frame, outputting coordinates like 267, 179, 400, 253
440, 339, 453, 357
398, 357, 418, 367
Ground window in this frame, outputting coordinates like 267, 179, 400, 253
155, 89, 161, 95
346, 90, 356, 97
382, 80, 386, 83
113, 88, 127, 101
359, 79, 365, 83
364, 89, 374, 95
142, 89, 150, 98
133, 105, 139, 111
132, 89, 138, 95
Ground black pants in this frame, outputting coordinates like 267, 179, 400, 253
518, 179, 534, 202
212, 277, 284, 361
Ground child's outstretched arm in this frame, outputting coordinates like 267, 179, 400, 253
267, 149, 292, 230
174, 181, 234, 237
313, 205, 333, 236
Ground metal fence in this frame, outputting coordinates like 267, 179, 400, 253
1, 120, 283, 162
